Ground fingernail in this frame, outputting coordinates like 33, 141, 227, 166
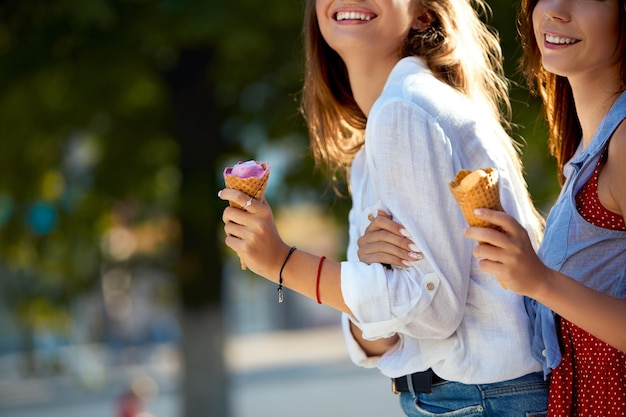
402, 260, 412, 267
218, 190, 222, 198
474, 208, 483, 216
409, 252, 423, 260
400, 228, 411, 237
409, 243, 420, 252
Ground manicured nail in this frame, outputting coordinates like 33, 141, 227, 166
474, 208, 484, 216
409, 252, 423, 260
218, 190, 222, 198
409, 243, 420, 252
400, 228, 411, 237
402, 260, 413, 267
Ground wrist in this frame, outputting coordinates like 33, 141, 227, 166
276, 245, 297, 303
531, 266, 558, 303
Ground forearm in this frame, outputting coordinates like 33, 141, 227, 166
534, 270, 626, 352
349, 320, 399, 357
275, 248, 353, 315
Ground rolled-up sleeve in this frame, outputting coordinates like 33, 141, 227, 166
341, 98, 474, 342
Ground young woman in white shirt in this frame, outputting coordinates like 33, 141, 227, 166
219, 0, 548, 415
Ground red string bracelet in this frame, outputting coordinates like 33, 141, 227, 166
316, 256, 326, 304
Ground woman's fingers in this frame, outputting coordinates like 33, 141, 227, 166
367, 210, 402, 233
472, 209, 527, 237
463, 209, 529, 249
471, 239, 505, 263
219, 188, 286, 276
462, 209, 549, 294
359, 242, 410, 267
218, 188, 263, 211
358, 211, 422, 267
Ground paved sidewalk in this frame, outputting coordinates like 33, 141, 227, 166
0, 326, 405, 417
229, 326, 404, 417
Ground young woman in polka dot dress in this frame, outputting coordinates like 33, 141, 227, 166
359, 0, 626, 415
464, 0, 626, 415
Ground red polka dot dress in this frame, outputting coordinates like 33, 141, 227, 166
548, 149, 626, 417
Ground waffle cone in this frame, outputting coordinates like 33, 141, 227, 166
448, 168, 503, 228
223, 162, 270, 269
223, 171, 269, 208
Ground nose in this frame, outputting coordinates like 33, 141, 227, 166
538, 0, 571, 23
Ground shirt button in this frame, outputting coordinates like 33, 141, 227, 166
425, 282, 435, 291
542, 349, 547, 357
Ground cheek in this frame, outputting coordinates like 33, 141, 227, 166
531, 10, 543, 46
315, 1, 330, 39
315, 0, 330, 17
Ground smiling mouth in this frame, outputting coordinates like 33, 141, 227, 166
334, 11, 374, 22
545, 34, 580, 45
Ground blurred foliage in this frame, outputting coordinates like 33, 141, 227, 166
0, 0, 559, 344
0, 0, 315, 342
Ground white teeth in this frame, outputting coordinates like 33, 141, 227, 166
545, 34, 577, 45
336, 11, 371, 21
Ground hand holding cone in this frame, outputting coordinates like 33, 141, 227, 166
223, 160, 271, 269
449, 168, 506, 288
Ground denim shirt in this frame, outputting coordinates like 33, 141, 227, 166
527, 91, 626, 377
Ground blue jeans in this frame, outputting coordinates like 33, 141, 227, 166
399, 372, 548, 417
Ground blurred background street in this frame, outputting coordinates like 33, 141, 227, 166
0, 326, 404, 417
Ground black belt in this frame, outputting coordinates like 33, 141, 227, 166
392, 369, 446, 394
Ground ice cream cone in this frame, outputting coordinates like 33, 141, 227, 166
224, 170, 270, 208
223, 161, 271, 269
449, 168, 507, 288
448, 168, 503, 228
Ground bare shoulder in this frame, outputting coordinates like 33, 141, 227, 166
605, 118, 626, 215
609, 117, 626, 152
608, 118, 626, 168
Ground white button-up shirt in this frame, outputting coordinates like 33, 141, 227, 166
340, 57, 543, 383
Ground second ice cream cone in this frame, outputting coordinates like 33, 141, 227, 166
448, 168, 503, 228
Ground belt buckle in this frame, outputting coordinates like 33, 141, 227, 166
391, 379, 400, 395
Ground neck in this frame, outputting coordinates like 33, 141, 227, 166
569, 69, 622, 148
342, 53, 400, 117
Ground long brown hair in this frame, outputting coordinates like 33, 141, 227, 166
517, 0, 626, 185
301, 0, 515, 182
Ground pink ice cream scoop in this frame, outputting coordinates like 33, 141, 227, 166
223, 160, 271, 205
224, 160, 269, 179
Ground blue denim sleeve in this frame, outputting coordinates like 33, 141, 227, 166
524, 296, 562, 378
